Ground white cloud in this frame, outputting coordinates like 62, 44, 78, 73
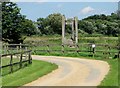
80, 6, 95, 14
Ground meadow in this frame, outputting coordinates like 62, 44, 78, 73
24, 35, 119, 59
23, 35, 119, 86
1, 35, 119, 86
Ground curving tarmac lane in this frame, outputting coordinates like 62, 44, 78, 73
24, 55, 110, 86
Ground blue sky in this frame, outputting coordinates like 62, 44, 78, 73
16, 2, 118, 21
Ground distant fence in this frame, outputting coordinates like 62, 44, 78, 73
31, 43, 120, 59
1, 44, 32, 75
1, 43, 119, 75
2, 43, 29, 54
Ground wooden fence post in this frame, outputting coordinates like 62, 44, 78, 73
92, 44, 96, 58
16, 46, 19, 59
89, 44, 92, 55
76, 44, 79, 53
62, 44, 64, 54
10, 55, 13, 73
6, 44, 8, 54
25, 47, 28, 59
47, 45, 50, 54
106, 45, 109, 59
92, 47, 95, 58
20, 43, 22, 52
3, 44, 4, 54
20, 54, 22, 68
4, 44, 6, 54
28, 51, 32, 64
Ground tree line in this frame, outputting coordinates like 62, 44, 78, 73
2, 2, 120, 43
2, 2, 37, 43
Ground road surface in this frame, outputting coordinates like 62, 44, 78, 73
24, 55, 110, 86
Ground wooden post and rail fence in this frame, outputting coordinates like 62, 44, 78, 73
1, 43, 119, 75
1, 50, 32, 72
2, 43, 120, 59
31, 43, 120, 59
1, 44, 32, 75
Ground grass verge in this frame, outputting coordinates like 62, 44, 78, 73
2, 60, 58, 87
100, 59, 118, 86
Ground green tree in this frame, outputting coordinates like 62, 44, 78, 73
46, 13, 62, 34
0, 21, 1, 41
21, 19, 37, 36
81, 13, 120, 36
37, 13, 63, 35
37, 18, 49, 35
79, 21, 95, 34
2, 2, 25, 43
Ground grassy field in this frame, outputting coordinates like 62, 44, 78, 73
24, 36, 118, 59
2, 35, 119, 86
1, 55, 118, 87
23, 36, 119, 86
2, 59, 58, 87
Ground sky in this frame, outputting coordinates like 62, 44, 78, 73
15, 2, 118, 21
11, 0, 120, 2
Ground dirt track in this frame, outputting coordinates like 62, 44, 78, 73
24, 55, 110, 86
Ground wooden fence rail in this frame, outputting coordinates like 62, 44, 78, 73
2, 43, 120, 59
2, 43, 30, 54
31, 43, 120, 59
1, 50, 32, 74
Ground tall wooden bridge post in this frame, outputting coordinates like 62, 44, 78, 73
75, 17, 78, 44
72, 19, 74, 41
62, 15, 65, 45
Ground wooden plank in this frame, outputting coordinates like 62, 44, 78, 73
76, 45, 79, 53
20, 54, 22, 68
0, 59, 30, 68
47, 44, 50, 54
10, 55, 13, 73
28, 52, 32, 64
4, 44, 29, 46
2, 50, 32, 57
